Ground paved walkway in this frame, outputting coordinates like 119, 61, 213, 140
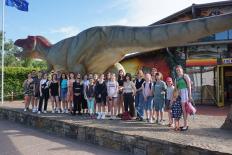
0, 120, 129, 155
1, 101, 232, 154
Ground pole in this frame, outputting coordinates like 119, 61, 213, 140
1, 0, 5, 104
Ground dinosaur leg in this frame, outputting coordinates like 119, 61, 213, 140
105, 62, 125, 74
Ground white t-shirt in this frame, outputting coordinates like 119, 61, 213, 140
107, 81, 118, 97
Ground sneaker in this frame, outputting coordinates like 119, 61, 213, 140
65, 109, 69, 114
24, 108, 27, 112
43, 111, 47, 114
158, 120, 165, 125
149, 118, 154, 123
97, 113, 101, 119
57, 109, 61, 114
52, 110, 55, 113
37, 111, 41, 114
101, 113, 105, 119
110, 116, 113, 120
113, 116, 117, 119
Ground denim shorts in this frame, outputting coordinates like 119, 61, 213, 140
154, 97, 165, 112
60, 88, 68, 100
144, 96, 153, 111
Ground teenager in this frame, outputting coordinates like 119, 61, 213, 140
72, 77, 83, 115
50, 74, 60, 113
95, 74, 107, 119
84, 78, 95, 118
107, 73, 119, 119
23, 73, 34, 112
67, 72, 75, 111
153, 72, 167, 125
60, 73, 68, 113
105, 72, 111, 115
135, 70, 145, 121
175, 65, 192, 131
33, 71, 42, 113
38, 73, 50, 114
81, 74, 90, 114
123, 73, 136, 117
117, 69, 125, 115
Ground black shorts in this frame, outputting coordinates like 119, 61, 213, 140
34, 91, 40, 98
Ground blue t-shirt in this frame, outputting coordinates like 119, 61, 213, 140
61, 79, 68, 89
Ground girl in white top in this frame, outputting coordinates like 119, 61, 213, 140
107, 73, 119, 119
166, 77, 175, 127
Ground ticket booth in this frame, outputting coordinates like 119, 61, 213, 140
217, 58, 232, 107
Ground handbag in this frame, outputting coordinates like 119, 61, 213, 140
185, 101, 197, 115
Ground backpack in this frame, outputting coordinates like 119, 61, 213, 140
121, 112, 132, 121
143, 82, 152, 90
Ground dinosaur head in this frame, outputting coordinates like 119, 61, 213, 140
14, 36, 52, 58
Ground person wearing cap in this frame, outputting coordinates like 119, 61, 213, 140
166, 77, 175, 127
175, 65, 192, 131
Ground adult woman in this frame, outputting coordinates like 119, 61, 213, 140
38, 73, 50, 114
95, 74, 107, 119
175, 65, 192, 131
60, 73, 68, 113
153, 72, 167, 125
123, 73, 136, 117
67, 72, 75, 110
50, 74, 60, 113
117, 69, 125, 115
23, 73, 34, 112
134, 69, 145, 120
107, 73, 119, 119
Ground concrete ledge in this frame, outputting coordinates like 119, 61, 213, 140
0, 107, 231, 155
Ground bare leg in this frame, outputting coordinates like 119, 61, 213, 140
181, 102, 188, 127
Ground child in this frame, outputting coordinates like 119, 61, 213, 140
84, 78, 95, 118
166, 77, 174, 127
171, 88, 182, 131
72, 77, 83, 115
142, 73, 154, 123
107, 73, 119, 119
153, 72, 167, 125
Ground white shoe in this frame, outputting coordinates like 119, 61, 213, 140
65, 109, 69, 114
101, 113, 105, 119
37, 111, 41, 114
57, 109, 61, 114
52, 110, 55, 113
97, 112, 101, 119
24, 108, 27, 112
43, 111, 47, 114
149, 118, 154, 123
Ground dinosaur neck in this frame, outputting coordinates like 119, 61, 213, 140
34, 41, 50, 59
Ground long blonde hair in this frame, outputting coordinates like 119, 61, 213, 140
172, 87, 179, 99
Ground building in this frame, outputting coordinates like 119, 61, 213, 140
120, 0, 232, 107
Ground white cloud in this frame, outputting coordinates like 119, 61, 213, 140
111, 0, 222, 26
50, 26, 80, 37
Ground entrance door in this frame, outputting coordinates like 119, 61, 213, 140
224, 66, 232, 105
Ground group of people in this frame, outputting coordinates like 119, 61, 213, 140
23, 65, 192, 131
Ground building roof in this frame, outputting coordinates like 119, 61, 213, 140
150, 0, 232, 25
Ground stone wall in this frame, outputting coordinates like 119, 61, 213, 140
0, 108, 230, 155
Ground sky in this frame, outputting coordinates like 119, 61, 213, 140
1, 0, 223, 44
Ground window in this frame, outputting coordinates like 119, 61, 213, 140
215, 31, 228, 40
229, 29, 232, 40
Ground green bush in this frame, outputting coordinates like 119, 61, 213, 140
0, 67, 39, 100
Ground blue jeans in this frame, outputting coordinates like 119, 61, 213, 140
135, 90, 144, 117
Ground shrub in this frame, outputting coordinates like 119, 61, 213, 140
0, 67, 39, 100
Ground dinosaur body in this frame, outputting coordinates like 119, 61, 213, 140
15, 13, 232, 74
